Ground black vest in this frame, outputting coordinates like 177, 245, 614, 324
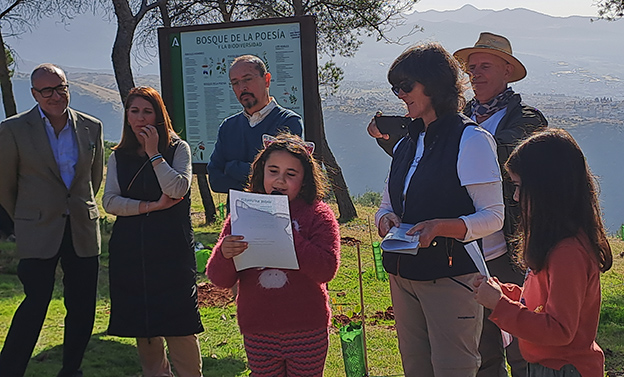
384, 114, 480, 281
107, 140, 203, 337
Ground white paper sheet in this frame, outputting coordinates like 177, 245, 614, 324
465, 241, 513, 347
464, 241, 490, 278
380, 223, 420, 255
229, 190, 299, 271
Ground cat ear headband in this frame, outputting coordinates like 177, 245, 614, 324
262, 134, 315, 156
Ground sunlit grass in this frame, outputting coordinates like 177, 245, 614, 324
1, 202, 623, 376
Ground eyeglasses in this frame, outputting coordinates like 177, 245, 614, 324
230, 74, 262, 88
33, 84, 69, 98
391, 81, 414, 96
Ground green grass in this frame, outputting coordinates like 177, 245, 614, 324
1, 193, 623, 376
597, 240, 624, 374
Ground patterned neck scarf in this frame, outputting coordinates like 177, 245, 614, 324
471, 87, 515, 119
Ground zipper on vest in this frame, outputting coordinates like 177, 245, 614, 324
446, 238, 453, 267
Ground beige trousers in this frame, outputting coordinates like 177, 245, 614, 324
390, 273, 483, 377
136, 334, 203, 377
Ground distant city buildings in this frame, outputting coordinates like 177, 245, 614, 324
322, 81, 624, 127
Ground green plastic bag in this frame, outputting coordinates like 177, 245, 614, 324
195, 249, 210, 274
339, 321, 367, 377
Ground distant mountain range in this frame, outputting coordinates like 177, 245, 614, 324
3, 5, 624, 230
333, 5, 624, 98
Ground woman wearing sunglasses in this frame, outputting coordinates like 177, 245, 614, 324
374, 43, 504, 377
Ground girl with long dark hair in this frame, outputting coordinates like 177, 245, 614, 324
475, 128, 612, 377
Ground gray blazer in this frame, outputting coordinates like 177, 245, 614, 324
0, 106, 104, 258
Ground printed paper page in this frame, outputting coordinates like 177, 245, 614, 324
229, 190, 299, 271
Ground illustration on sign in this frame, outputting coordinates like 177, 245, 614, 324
175, 22, 305, 163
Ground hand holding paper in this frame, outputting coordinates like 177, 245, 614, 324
380, 223, 420, 255
378, 212, 401, 237
474, 276, 504, 310
220, 235, 248, 259
229, 190, 299, 271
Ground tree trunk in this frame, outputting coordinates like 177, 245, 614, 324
292, 0, 304, 16
0, 34, 17, 118
111, 0, 137, 103
196, 173, 216, 224
306, 87, 357, 221
318, 118, 357, 222
298, 13, 357, 222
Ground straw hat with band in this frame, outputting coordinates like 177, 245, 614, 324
454, 32, 527, 83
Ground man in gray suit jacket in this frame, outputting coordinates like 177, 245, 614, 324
0, 64, 103, 377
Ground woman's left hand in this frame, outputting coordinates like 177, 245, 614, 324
406, 219, 441, 248
474, 276, 504, 309
407, 218, 468, 248
139, 125, 160, 157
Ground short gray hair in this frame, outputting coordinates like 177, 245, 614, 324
31, 63, 66, 87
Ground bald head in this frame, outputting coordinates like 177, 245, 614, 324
31, 63, 66, 87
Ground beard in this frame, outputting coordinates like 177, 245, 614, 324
239, 92, 258, 110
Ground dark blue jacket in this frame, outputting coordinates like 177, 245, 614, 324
207, 105, 303, 193
384, 114, 479, 281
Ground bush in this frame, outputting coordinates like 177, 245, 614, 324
353, 191, 382, 208
104, 140, 117, 165
0, 241, 18, 275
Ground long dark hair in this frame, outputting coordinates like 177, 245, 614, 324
247, 133, 328, 204
505, 129, 612, 273
115, 86, 177, 153
388, 42, 467, 117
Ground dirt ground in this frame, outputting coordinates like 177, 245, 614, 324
197, 281, 395, 331
197, 282, 234, 307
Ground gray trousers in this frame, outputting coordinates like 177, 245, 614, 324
390, 273, 483, 377
477, 253, 528, 377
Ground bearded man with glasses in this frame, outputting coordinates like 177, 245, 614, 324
0, 63, 103, 377
208, 54, 303, 194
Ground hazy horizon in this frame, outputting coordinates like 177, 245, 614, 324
6, 2, 611, 76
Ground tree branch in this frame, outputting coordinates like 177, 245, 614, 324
0, 0, 23, 20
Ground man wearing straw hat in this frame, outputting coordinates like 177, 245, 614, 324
453, 32, 547, 377
368, 32, 547, 377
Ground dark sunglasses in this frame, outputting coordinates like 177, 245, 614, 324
391, 81, 414, 96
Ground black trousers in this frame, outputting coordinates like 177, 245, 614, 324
0, 205, 13, 238
0, 219, 99, 377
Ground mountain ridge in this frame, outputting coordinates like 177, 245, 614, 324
3, 6, 624, 230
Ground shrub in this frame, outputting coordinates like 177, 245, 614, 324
353, 191, 382, 208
